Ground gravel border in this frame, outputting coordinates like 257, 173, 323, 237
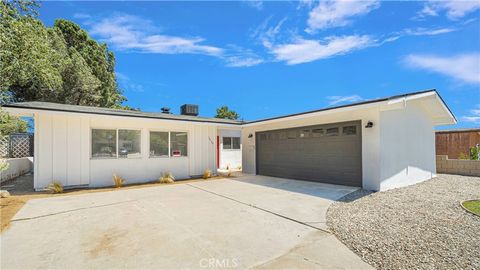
327, 174, 480, 270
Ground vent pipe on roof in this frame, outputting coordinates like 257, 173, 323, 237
161, 107, 171, 114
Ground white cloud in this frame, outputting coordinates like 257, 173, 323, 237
270, 35, 374, 65
404, 53, 480, 84
224, 56, 264, 67
89, 14, 223, 56
461, 106, 480, 123
116, 72, 144, 93
417, 1, 480, 20
306, 0, 380, 32
73, 13, 91, 19
327, 95, 364, 105
244, 0, 263, 10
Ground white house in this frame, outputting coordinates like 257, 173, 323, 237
3, 89, 456, 191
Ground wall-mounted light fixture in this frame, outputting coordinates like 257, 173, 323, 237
248, 133, 253, 138
365, 121, 374, 128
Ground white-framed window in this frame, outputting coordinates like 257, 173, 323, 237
150, 131, 169, 157
171, 132, 188, 157
118, 129, 141, 158
223, 137, 240, 150
91, 128, 141, 159
149, 131, 188, 158
92, 129, 117, 158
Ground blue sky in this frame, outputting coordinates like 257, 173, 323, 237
40, 1, 479, 128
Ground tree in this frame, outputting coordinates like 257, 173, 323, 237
0, 1, 127, 108
215, 106, 240, 120
0, 110, 28, 136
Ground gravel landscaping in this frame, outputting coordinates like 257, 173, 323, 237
327, 174, 480, 270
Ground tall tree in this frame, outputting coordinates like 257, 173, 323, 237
215, 106, 240, 120
0, 1, 127, 108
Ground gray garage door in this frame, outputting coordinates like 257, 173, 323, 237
256, 121, 362, 186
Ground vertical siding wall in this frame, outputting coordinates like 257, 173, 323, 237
35, 112, 218, 190
379, 100, 436, 190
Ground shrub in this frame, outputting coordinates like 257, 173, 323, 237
159, 172, 175, 184
458, 152, 468, 160
113, 174, 125, 188
45, 181, 63, 194
0, 159, 9, 172
203, 169, 212, 179
469, 145, 479, 160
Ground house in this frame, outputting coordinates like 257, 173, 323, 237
435, 128, 480, 159
2, 89, 456, 191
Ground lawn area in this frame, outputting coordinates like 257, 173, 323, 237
463, 200, 480, 216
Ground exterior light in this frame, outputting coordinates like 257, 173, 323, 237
248, 133, 253, 138
365, 121, 373, 128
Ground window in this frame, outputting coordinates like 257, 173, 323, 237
171, 132, 188, 157
299, 129, 310, 138
342, 126, 357, 135
312, 128, 324, 137
150, 131, 169, 157
92, 129, 142, 159
223, 137, 232, 149
118, 130, 141, 158
91, 129, 117, 158
326, 127, 339, 136
223, 137, 240, 150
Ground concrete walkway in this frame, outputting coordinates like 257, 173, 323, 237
1, 176, 372, 269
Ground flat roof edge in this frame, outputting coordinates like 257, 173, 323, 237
2, 104, 243, 125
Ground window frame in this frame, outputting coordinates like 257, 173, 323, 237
148, 129, 189, 158
170, 131, 189, 157
149, 130, 170, 158
222, 136, 241, 150
90, 128, 142, 159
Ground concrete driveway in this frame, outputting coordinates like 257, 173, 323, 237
1, 175, 372, 269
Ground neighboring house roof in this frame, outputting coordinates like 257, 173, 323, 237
436, 128, 480, 133
2, 89, 456, 126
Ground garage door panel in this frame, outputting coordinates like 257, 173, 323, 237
256, 121, 362, 187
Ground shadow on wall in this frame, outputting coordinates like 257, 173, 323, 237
0, 157, 33, 183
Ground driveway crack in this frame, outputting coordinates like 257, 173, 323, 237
186, 184, 331, 234
11, 200, 137, 222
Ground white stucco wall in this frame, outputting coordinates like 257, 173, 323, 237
242, 99, 438, 191
34, 112, 219, 190
218, 129, 242, 170
378, 100, 436, 190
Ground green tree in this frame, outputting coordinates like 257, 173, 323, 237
215, 106, 240, 120
0, 1, 127, 108
0, 110, 28, 136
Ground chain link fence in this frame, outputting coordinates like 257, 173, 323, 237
0, 133, 34, 158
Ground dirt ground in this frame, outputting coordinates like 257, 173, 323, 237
0, 174, 222, 232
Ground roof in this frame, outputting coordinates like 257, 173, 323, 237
2, 89, 456, 126
246, 89, 456, 124
2, 101, 244, 125
436, 128, 480, 133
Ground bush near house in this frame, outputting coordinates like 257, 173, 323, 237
112, 174, 125, 188
159, 172, 175, 184
45, 181, 63, 193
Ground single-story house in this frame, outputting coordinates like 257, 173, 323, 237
436, 128, 480, 159
2, 89, 456, 191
